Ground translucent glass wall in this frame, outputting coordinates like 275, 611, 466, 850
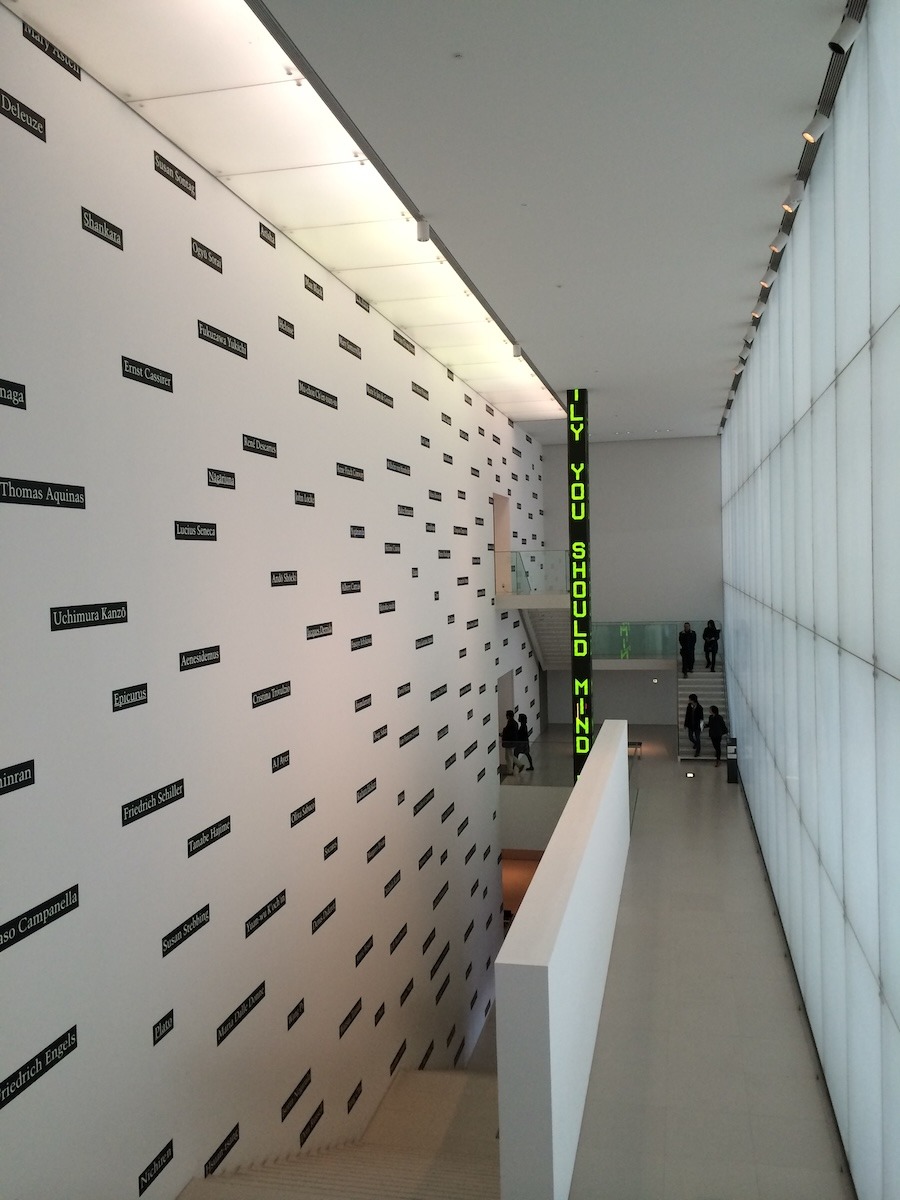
721, 5, 900, 1197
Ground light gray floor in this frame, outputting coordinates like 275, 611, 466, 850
482, 723, 859, 1200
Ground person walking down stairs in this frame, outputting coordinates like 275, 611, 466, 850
684, 693, 704, 758
703, 619, 721, 671
516, 714, 534, 771
679, 622, 696, 678
707, 705, 728, 766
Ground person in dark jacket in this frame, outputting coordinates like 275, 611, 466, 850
516, 713, 534, 771
684, 693, 704, 757
679, 622, 696, 677
501, 710, 521, 776
703, 620, 720, 671
707, 705, 728, 766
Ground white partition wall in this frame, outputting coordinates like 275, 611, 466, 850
0, 12, 546, 1199
495, 720, 630, 1200
721, 5, 900, 1197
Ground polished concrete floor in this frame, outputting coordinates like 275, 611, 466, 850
488, 723, 859, 1200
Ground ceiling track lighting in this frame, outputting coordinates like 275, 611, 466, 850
803, 111, 831, 143
744, 324, 757, 344
512, 343, 523, 358
416, 219, 430, 242
752, 298, 767, 319
761, 268, 777, 288
828, 16, 862, 55
782, 179, 805, 213
769, 231, 789, 254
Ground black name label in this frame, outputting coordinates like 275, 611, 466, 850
278, 315, 294, 337
367, 836, 386, 863
0, 1027, 77, 1111
355, 935, 373, 966
415, 635, 433, 649
121, 356, 173, 391
282, 1069, 311, 1122
306, 622, 333, 640
162, 904, 209, 957
414, 788, 434, 816
379, 600, 396, 613
430, 684, 447, 701
0, 89, 46, 141
175, 521, 216, 541
245, 890, 286, 937
399, 727, 419, 747
339, 998, 362, 1038
82, 207, 122, 249
112, 683, 147, 712
311, 898, 336, 934
191, 238, 222, 272
188, 816, 231, 857
155, 150, 196, 197
216, 984, 265, 1045
304, 274, 324, 299
390, 1040, 407, 1074
387, 458, 410, 475
242, 433, 276, 456
299, 1101, 324, 1148
272, 751, 290, 772
122, 778, 184, 826
259, 220, 276, 246
357, 779, 377, 803
0, 885, 78, 954
152, 1010, 174, 1046
0, 759, 35, 796
208, 468, 235, 489
295, 490, 316, 506
339, 334, 361, 358
351, 634, 372, 651
2, 476, 84, 508
23, 24, 81, 77
355, 695, 372, 712
251, 680, 291, 708
271, 570, 298, 587
0, 378, 26, 409
180, 644, 220, 671
412, 382, 429, 399
384, 870, 401, 897
287, 998, 305, 1029
299, 378, 338, 409
51, 602, 126, 630
390, 924, 408, 954
139, 1141, 173, 1196
393, 330, 415, 354
199, 320, 247, 358
204, 1124, 239, 1176
350, 525, 365, 538
291, 799, 316, 827
336, 462, 364, 481
367, 383, 393, 407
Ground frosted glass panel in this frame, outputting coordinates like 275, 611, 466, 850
836, 349, 874, 660
808, 131, 836, 403
793, 412, 814, 631
876, 670, 900, 1021
814, 637, 842, 898
845, 926, 883, 1200
868, 0, 900, 328
871, 309, 900, 679
796, 625, 818, 838
840, 652, 878, 972
819, 876, 849, 1132
883, 1006, 900, 1200
790, 202, 812, 421
833, 30, 870, 370
811, 386, 838, 642
800, 826, 823, 1040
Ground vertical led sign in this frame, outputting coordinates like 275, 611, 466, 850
567, 388, 592, 779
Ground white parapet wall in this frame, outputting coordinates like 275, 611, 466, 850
495, 719, 631, 1200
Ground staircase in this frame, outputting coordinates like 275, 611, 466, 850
677, 661, 729, 761
176, 1070, 499, 1200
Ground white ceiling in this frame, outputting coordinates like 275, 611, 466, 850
4, 0, 849, 443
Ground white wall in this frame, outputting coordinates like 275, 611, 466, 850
543, 437, 724, 623
0, 14, 544, 1198
722, 5, 900, 1198
495, 721, 630, 1200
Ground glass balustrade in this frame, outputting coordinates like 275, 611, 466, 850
494, 550, 569, 595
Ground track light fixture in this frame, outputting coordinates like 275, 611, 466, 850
782, 179, 805, 213
416, 219, 430, 242
769, 231, 789, 254
752, 298, 767, 319
828, 16, 861, 55
761, 268, 777, 288
513, 344, 523, 358
744, 324, 757, 344
803, 111, 831, 143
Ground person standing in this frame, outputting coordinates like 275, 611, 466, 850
501, 710, 521, 776
707, 705, 728, 766
679, 622, 696, 678
684, 693, 704, 757
703, 620, 720, 671
516, 713, 534, 771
